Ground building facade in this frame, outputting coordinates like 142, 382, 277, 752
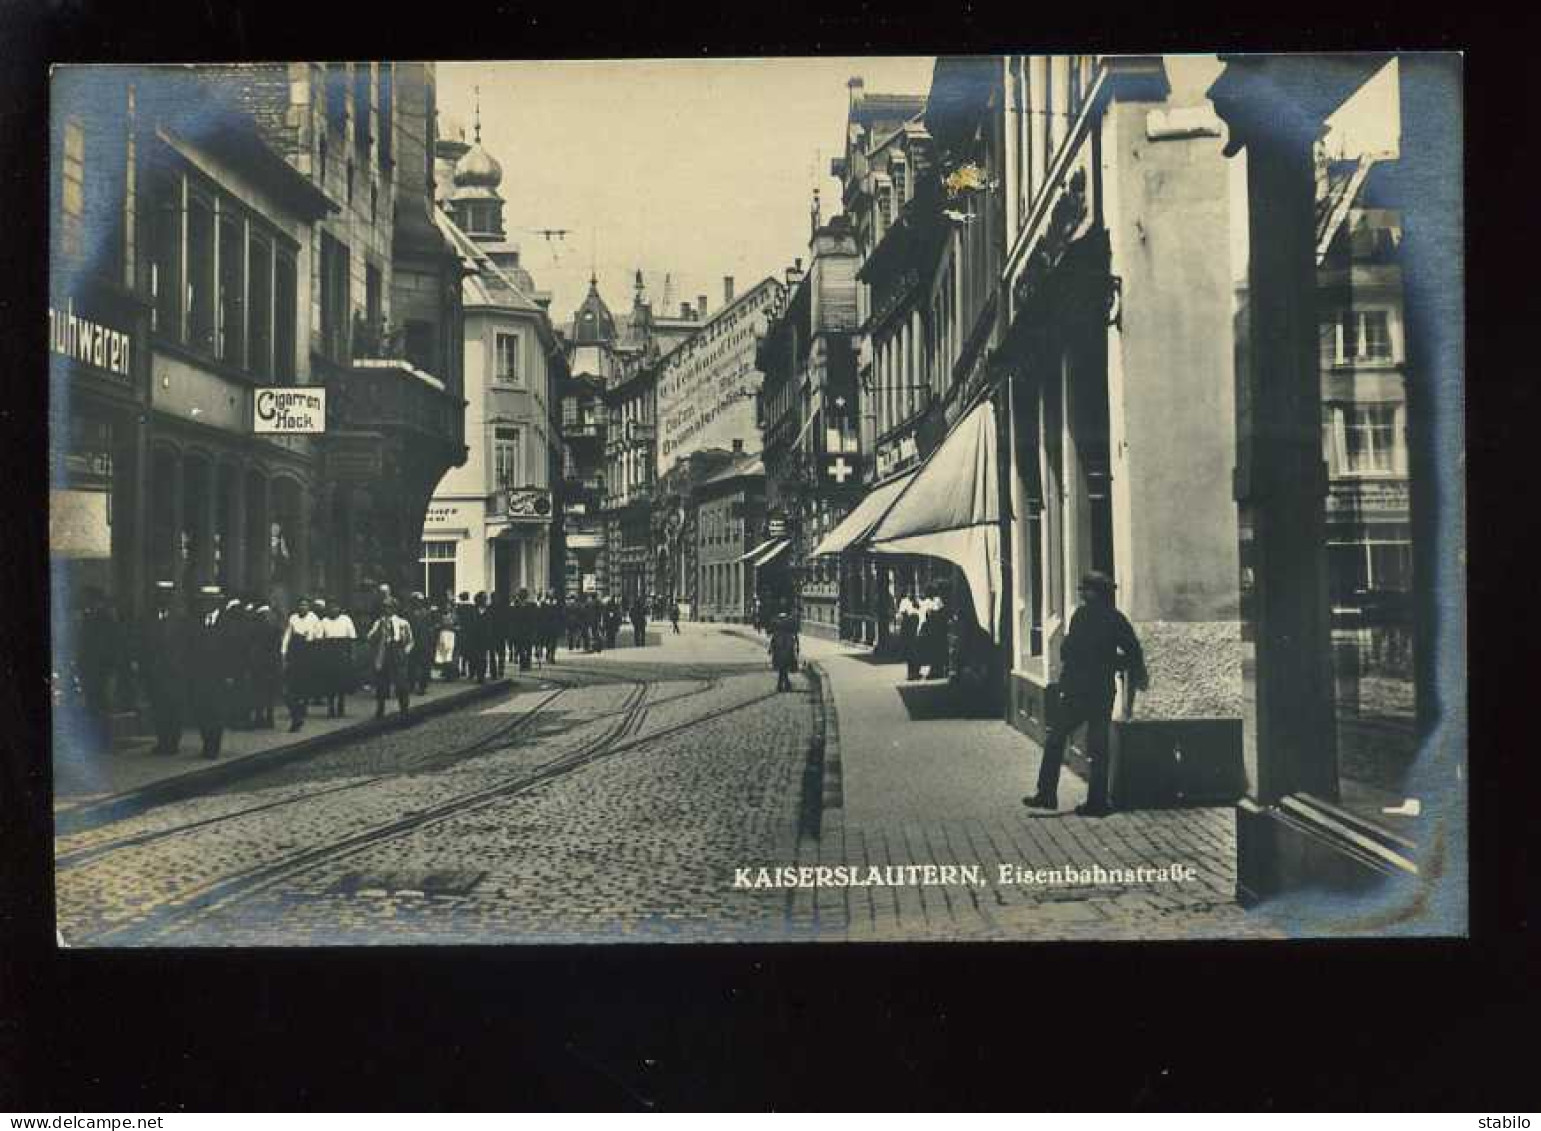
693, 448, 765, 622
229, 61, 468, 606
424, 114, 566, 601
756, 216, 863, 638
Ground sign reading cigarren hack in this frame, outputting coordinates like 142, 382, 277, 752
254, 387, 326, 434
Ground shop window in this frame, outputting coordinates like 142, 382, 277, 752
185, 191, 216, 355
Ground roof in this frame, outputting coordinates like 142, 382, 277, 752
570, 275, 618, 345
1315, 153, 1380, 265
436, 208, 552, 324
854, 91, 928, 127
701, 452, 764, 488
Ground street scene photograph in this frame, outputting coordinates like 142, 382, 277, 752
46, 53, 1466, 946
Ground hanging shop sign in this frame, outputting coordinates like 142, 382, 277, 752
875, 433, 919, 479
505, 487, 553, 520
255, 387, 327, 434
49, 298, 134, 383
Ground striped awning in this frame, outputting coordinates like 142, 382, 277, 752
737, 538, 790, 568
809, 469, 919, 558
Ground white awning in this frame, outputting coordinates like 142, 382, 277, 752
867, 399, 1002, 640
810, 469, 918, 557
738, 538, 791, 568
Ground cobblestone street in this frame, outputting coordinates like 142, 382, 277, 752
55, 625, 1276, 945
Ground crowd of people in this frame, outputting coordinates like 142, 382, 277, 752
62, 582, 686, 762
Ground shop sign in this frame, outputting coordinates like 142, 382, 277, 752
255, 387, 327, 434
876, 434, 919, 479
49, 299, 133, 382
581, 573, 599, 593
506, 487, 553, 519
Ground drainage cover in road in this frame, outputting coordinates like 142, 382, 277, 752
331, 868, 487, 897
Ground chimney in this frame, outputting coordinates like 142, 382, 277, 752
697, 294, 708, 320
848, 76, 865, 109
732, 438, 744, 453
723, 276, 735, 305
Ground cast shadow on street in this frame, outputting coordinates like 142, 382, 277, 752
895, 681, 1000, 721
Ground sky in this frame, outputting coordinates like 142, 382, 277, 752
438, 58, 936, 324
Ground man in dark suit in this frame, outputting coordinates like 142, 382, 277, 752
510, 589, 536, 672
466, 591, 491, 684
187, 586, 235, 759
137, 582, 188, 755
1023, 571, 1148, 817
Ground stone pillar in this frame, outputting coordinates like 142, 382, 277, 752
1233, 118, 1338, 804
295, 488, 312, 599
228, 463, 248, 593
1396, 56, 1463, 751
249, 475, 270, 598
169, 453, 186, 595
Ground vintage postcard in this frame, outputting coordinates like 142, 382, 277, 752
48, 54, 1466, 945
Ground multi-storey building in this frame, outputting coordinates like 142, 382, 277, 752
226, 61, 468, 606
756, 215, 862, 638
560, 276, 620, 597
423, 114, 567, 600
1209, 54, 1458, 902
693, 446, 765, 622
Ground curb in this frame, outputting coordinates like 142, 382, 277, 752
54, 678, 517, 836
804, 660, 844, 839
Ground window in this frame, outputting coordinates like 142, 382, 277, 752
218, 210, 245, 366
319, 233, 350, 362
378, 64, 394, 167
1324, 309, 1395, 365
354, 64, 372, 154
151, 174, 182, 337
495, 332, 522, 385
405, 319, 436, 373
892, 158, 907, 208
60, 117, 85, 259
248, 234, 273, 376
494, 427, 522, 490
420, 539, 456, 602
274, 250, 297, 383
325, 64, 348, 136
365, 262, 382, 332
185, 191, 216, 354
1344, 403, 1398, 474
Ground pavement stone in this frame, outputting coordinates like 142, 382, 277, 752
53, 622, 1279, 946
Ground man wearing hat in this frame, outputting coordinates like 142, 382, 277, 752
187, 586, 234, 759
136, 581, 189, 755
1024, 570, 1148, 817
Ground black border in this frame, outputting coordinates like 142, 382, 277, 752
3, 0, 1535, 1110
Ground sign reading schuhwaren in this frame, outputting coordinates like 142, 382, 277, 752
254, 387, 326, 434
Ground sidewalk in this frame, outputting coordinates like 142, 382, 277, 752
784, 632, 1277, 941
53, 676, 516, 825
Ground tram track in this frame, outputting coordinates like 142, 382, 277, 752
58, 664, 729, 868
80, 675, 788, 945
